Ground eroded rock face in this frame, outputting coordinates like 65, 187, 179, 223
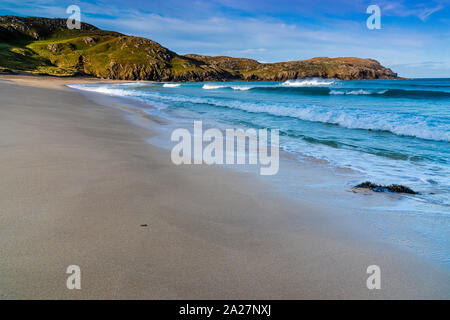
100, 61, 231, 81
104, 61, 161, 80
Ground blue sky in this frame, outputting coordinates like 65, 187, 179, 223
2, 0, 450, 77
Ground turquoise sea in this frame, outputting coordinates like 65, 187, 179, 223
69, 78, 450, 213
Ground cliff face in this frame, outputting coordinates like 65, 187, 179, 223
0, 16, 400, 80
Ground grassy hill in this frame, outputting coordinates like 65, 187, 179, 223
0, 16, 399, 81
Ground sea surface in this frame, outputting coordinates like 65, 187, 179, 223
68, 78, 450, 213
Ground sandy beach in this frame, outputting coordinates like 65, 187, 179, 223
0, 75, 449, 299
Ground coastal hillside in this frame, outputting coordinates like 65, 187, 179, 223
184, 55, 399, 80
0, 16, 399, 80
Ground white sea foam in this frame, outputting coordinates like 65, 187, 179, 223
281, 78, 335, 87
231, 86, 252, 91
67, 84, 171, 112
217, 101, 449, 142
329, 89, 387, 95
145, 93, 449, 142
68, 84, 450, 142
118, 82, 149, 87
67, 84, 134, 96
203, 84, 253, 90
163, 83, 181, 87
202, 84, 226, 89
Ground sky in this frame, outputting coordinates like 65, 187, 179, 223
2, 0, 450, 78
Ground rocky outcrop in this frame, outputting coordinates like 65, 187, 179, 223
184, 54, 260, 72
186, 55, 398, 80
47, 43, 63, 53
99, 61, 232, 81
0, 15, 97, 40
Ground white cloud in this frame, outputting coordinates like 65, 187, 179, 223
380, 1, 445, 21
417, 5, 444, 21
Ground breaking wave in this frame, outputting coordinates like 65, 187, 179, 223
329, 89, 387, 95
281, 79, 336, 86
202, 84, 226, 89
231, 86, 252, 91
67, 84, 450, 142
199, 83, 450, 99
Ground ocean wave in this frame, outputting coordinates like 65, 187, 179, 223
68, 84, 450, 142
163, 83, 181, 87
251, 86, 331, 95
67, 84, 134, 97
229, 104, 450, 142
202, 84, 226, 89
281, 78, 335, 87
231, 86, 252, 91
204, 84, 255, 91
243, 106, 448, 141
118, 82, 149, 87
330, 88, 450, 98
197, 82, 450, 99
329, 89, 387, 95
253, 87, 450, 99
382, 89, 450, 99
153, 94, 449, 141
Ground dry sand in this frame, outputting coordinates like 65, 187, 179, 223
0, 75, 448, 299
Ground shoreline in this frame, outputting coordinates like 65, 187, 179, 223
0, 71, 408, 81
0, 74, 449, 299
67, 77, 450, 267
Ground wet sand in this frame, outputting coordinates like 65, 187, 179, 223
0, 75, 448, 299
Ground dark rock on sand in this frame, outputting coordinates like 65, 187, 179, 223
354, 181, 417, 194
